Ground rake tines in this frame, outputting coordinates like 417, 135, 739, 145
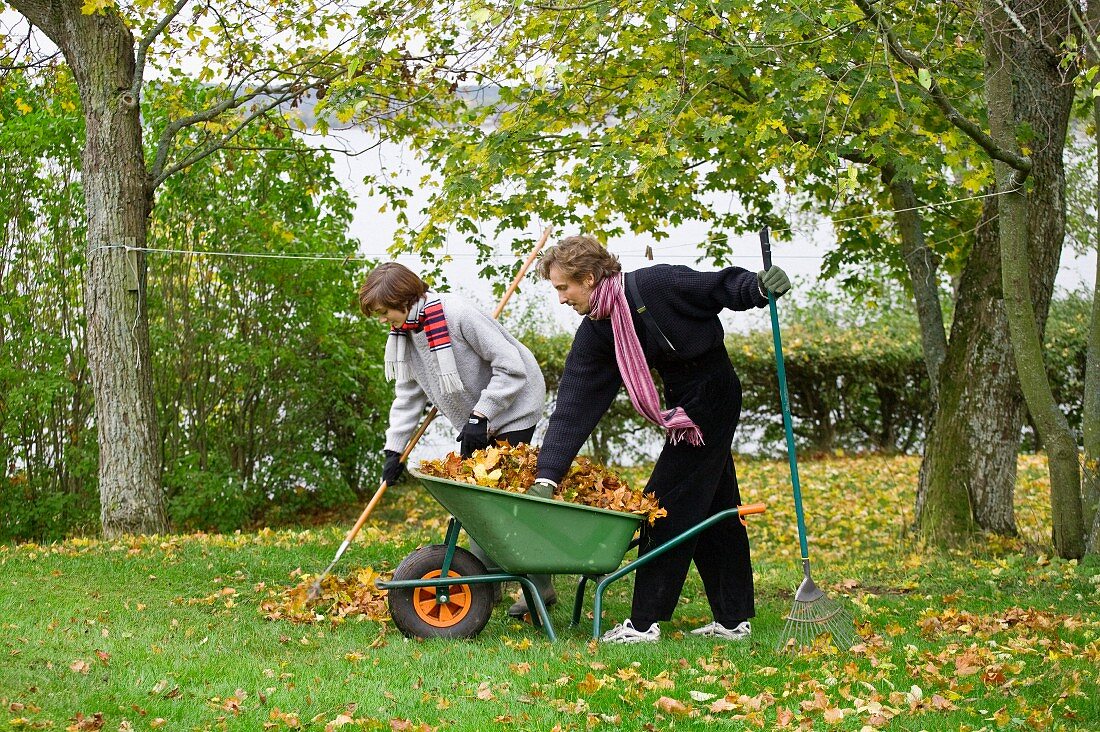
776, 561, 858, 653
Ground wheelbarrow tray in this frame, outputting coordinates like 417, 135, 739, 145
410, 469, 643, 575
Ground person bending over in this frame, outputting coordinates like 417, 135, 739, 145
359, 262, 554, 616
530, 235, 790, 643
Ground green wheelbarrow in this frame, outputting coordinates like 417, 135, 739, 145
377, 469, 766, 641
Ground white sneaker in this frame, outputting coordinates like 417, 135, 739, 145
691, 620, 751, 640
600, 619, 660, 644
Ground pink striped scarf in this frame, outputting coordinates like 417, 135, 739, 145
589, 273, 704, 446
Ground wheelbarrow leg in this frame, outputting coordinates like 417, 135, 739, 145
570, 576, 592, 627
516, 576, 556, 642
570, 575, 609, 627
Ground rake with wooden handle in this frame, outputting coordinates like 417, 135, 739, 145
760, 226, 858, 652
306, 227, 553, 600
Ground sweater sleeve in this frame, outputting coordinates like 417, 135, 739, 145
668, 264, 769, 313
536, 320, 622, 483
455, 306, 530, 428
384, 376, 430, 453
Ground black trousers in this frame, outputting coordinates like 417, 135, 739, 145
630, 351, 754, 628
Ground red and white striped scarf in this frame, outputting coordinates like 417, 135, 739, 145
589, 273, 704, 446
384, 293, 463, 394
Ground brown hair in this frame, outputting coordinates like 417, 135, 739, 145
537, 234, 621, 283
358, 262, 428, 314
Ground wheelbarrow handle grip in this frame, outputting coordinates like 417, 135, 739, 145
759, 227, 772, 270
738, 502, 766, 516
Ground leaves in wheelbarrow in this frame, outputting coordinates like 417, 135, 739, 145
418, 444, 668, 524
260, 567, 389, 624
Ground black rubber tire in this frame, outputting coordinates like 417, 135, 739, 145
388, 545, 494, 639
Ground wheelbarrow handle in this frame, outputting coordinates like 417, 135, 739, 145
738, 502, 766, 516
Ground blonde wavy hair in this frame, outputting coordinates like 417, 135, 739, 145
537, 235, 621, 284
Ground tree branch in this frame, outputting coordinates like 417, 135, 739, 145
988, 0, 1059, 56
852, 0, 1032, 176
0, 49, 62, 70
6, 0, 60, 43
1068, 1, 1100, 62
148, 70, 305, 186
131, 0, 191, 99
151, 87, 300, 188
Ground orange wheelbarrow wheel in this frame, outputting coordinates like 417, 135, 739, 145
388, 545, 495, 639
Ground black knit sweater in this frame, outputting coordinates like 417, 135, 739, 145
536, 263, 768, 482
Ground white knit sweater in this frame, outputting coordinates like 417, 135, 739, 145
383, 294, 546, 453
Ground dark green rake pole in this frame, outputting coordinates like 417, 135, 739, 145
761, 226, 857, 652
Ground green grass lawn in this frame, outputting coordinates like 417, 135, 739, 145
3, 454, 1098, 731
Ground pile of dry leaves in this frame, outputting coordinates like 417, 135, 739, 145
417, 443, 666, 524
260, 567, 389, 624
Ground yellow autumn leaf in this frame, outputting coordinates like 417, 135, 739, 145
577, 673, 604, 694
81, 0, 115, 14
471, 463, 501, 486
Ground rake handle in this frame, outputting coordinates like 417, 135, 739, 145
759, 226, 811, 560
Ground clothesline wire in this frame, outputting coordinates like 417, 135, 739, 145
91, 186, 1018, 264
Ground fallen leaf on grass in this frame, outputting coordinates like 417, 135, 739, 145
655, 696, 689, 715
65, 712, 104, 731
324, 714, 353, 731
577, 673, 603, 694
389, 720, 431, 732
268, 708, 301, 728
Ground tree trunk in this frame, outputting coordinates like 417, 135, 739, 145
984, 0, 1083, 559
916, 198, 1023, 542
884, 174, 947, 398
1086, 230, 1100, 553
1082, 0, 1100, 556
14, 0, 168, 537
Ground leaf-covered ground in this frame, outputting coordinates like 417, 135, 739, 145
2, 454, 1098, 731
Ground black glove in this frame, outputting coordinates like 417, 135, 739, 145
382, 449, 404, 485
456, 413, 490, 457
757, 265, 792, 298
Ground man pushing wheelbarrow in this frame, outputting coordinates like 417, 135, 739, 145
531, 235, 791, 644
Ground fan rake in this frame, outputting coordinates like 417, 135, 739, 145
760, 226, 858, 653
